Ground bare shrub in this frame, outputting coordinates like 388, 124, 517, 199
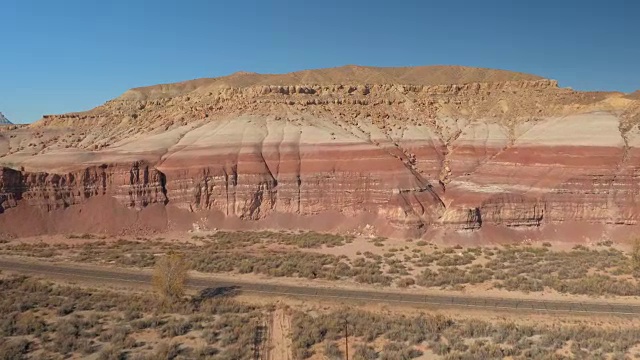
153, 252, 188, 301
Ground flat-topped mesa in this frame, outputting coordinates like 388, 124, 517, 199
3, 65, 640, 240
116, 65, 546, 99
118, 78, 559, 101
34, 78, 564, 131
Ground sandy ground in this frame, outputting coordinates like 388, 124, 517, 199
268, 307, 293, 360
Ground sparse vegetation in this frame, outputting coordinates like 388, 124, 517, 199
3, 232, 640, 297
0, 274, 262, 359
292, 308, 640, 359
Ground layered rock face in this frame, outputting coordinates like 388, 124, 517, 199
1, 65, 640, 240
0, 162, 166, 212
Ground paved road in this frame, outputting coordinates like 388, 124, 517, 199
1, 257, 640, 316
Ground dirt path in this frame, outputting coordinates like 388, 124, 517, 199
268, 307, 293, 360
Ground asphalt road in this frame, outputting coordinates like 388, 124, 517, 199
1, 257, 640, 316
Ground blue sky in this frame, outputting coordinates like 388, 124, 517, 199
1, 0, 638, 123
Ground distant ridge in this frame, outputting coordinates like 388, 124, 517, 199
0, 112, 12, 125
626, 90, 640, 100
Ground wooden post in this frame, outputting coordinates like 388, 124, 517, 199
344, 318, 349, 360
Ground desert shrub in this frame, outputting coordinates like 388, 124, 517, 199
14, 312, 46, 336
436, 253, 476, 266
0, 339, 31, 360
501, 276, 544, 293
550, 274, 640, 296
153, 252, 188, 301
353, 344, 378, 360
57, 299, 75, 315
190, 250, 351, 281
153, 342, 181, 360
379, 342, 422, 360
99, 325, 135, 348
411, 253, 439, 267
396, 277, 415, 288
350, 258, 392, 285
161, 318, 192, 338
324, 341, 344, 359
193, 346, 220, 358
97, 345, 126, 360
52, 315, 95, 354
417, 267, 492, 288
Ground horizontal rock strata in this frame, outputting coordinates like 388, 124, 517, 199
1, 65, 640, 240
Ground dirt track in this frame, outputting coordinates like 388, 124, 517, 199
267, 308, 293, 360
1, 257, 640, 316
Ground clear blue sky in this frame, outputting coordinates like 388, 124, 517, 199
1, 0, 638, 123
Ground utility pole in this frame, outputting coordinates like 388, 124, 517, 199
344, 318, 349, 360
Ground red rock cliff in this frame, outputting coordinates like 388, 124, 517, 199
1, 65, 640, 240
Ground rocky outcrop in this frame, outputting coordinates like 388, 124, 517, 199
0, 112, 12, 126
0, 162, 167, 213
0, 167, 22, 213
2, 65, 640, 240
